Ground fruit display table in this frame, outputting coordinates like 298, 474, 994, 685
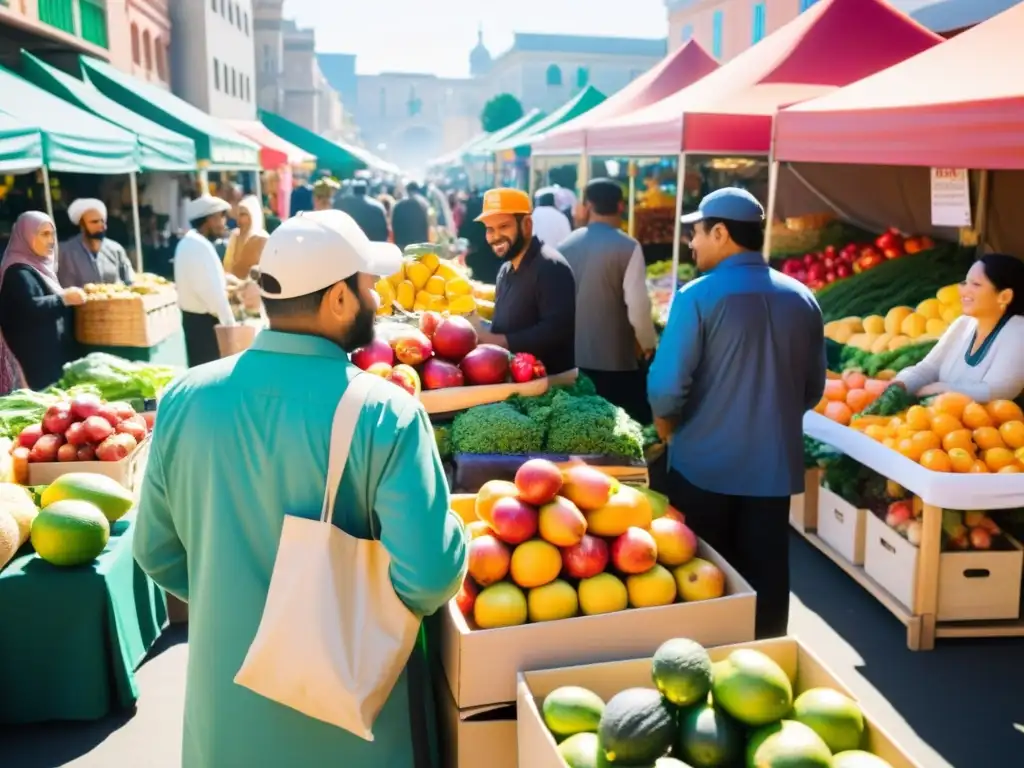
801, 411, 1024, 651
0, 514, 168, 723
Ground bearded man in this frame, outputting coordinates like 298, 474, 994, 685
467, 188, 577, 375
58, 198, 135, 288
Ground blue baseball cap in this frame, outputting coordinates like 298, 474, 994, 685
681, 187, 765, 225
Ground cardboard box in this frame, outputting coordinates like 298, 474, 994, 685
27, 435, 151, 490
516, 637, 920, 768
436, 669, 517, 768
817, 485, 868, 565
790, 468, 821, 533
864, 512, 918, 610
439, 541, 756, 710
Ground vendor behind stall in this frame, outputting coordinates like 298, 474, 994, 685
467, 188, 576, 375
894, 254, 1024, 401
58, 198, 135, 288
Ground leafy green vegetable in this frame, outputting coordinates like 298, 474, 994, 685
0, 386, 98, 440
451, 402, 546, 455
856, 385, 917, 418
59, 353, 179, 402
433, 424, 453, 461
545, 392, 644, 460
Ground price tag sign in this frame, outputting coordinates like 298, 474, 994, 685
930, 168, 971, 227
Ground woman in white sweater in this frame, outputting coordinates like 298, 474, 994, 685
895, 254, 1024, 403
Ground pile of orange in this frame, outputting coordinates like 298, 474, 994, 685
851, 393, 1024, 473
814, 371, 890, 425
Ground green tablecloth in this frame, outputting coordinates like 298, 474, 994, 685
80, 328, 188, 367
0, 514, 168, 723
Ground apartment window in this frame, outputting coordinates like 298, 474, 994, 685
228, 3, 234, 24
155, 38, 166, 79
130, 23, 140, 64
712, 10, 724, 59
231, 68, 237, 96
751, 3, 766, 44
545, 64, 562, 87
681, 24, 693, 42
213, 58, 220, 90
143, 29, 152, 70
211, 0, 216, 9
799, 0, 819, 10
219, 0, 225, 15
243, 12, 249, 35
576, 66, 589, 88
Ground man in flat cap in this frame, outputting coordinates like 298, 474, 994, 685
59, 198, 135, 288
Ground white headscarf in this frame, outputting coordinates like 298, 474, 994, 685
68, 198, 107, 226
237, 195, 265, 236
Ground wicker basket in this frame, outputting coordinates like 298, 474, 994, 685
75, 290, 181, 348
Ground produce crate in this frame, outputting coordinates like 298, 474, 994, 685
864, 513, 1024, 621
451, 454, 649, 493
27, 435, 151, 490
515, 637, 919, 768
436, 540, 754, 710
817, 484, 868, 565
436, 668, 517, 768
75, 290, 181, 348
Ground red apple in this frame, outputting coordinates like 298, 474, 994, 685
488, 496, 539, 545
141, 411, 156, 431
351, 337, 395, 370
82, 415, 114, 444
95, 403, 120, 427
514, 458, 563, 506
561, 535, 609, 579
432, 316, 478, 362
17, 423, 43, 449
611, 527, 658, 575
109, 401, 137, 422
56, 442, 79, 462
70, 393, 102, 421
419, 310, 443, 338
116, 415, 148, 443
42, 404, 73, 435
455, 577, 478, 616
65, 421, 89, 446
96, 432, 137, 462
386, 364, 421, 396
421, 358, 465, 390
391, 329, 433, 366
77, 445, 97, 461
29, 433, 63, 462
459, 344, 510, 386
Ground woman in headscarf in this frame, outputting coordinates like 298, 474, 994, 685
222, 195, 269, 280
0, 212, 86, 393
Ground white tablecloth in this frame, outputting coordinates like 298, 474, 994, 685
804, 411, 1024, 510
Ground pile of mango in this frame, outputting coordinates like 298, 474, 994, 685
471, 281, 495, 321
376, 246, 477, 317
824, 284, 962, 353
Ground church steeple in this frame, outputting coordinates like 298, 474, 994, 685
470, 24, 492, 77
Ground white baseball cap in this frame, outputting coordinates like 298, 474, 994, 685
258, 209, 403, 300
185, 194, 231, 223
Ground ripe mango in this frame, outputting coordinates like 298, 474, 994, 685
419, 251, 440, 274
425, 275, 447, 296
396, 280, 415, 311
883, 306, 913, 336
387, 265, 405, 289
445, 277, 472, 299
427, 295, 448, 312
375, 278, 395, 307
435, 262, 460, 281
406, 261, 432, 291
862, 315, 885, 334
448, 294, 477, 315
476, 299, 494, 320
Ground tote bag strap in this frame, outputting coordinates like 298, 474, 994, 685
320, 372, 380, 530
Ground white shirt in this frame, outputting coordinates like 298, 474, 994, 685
173, 230, 235, 326
531, 206, 573, 249
623, 243, 659, 352
895, 314, 1024, 402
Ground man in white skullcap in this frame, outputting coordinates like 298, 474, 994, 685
58, 198, 135, 288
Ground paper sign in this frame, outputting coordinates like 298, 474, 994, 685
930, 168, 971, 227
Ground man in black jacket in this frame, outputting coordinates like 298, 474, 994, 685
335, 180, 389, 242
391, 181, 431, 249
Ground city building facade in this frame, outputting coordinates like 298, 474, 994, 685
169, 0, 256, 120
0, 0, 113, 67
106, 0, 171, 88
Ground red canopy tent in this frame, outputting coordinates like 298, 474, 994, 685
775, 2, 1024, 169
584, 0, 943, 158
531, 40, 719, 157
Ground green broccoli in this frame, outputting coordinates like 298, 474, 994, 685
451, 402, 546, 455
544, 391, 644, 460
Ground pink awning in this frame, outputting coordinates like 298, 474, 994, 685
775, 2, 1024, 169
532, 40, 719, 157
228, 120, 316, 169
584, 0, 942, 157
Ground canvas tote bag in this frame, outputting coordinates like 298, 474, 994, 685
234, 372, 420, 739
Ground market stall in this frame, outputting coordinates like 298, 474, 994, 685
258, 110, 368, 179
468, 109, 547, 187
228, 119, 316, 219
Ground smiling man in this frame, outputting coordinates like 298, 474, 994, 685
468, 187, 576, 375
58, 198, 134, 288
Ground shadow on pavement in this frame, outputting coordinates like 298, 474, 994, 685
790, 531, 1024, 768
1, 624, 188, 768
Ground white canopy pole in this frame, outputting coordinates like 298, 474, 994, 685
762, 159, 780, 262
627, 160, 637, 237
40, 167, 54, 220
129, 171, 144, 272
668, 152, 686, 316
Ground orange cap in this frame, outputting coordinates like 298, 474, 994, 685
475, 187, 532, 221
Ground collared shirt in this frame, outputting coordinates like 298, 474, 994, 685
336, 194, 390, 243
490, 236, 576, 375
57, 235, 134, 288
133, 330, 467, 767
648, 251, 826, 497
172, 230, 235, 325
531, 205, 573, 248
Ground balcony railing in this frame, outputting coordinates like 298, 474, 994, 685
38, 0, 109, 49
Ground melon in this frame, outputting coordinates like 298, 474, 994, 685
41, 472, 134, 522
31, 500, 110, 567
0, 482, 38, 546
0, 510, 20, 570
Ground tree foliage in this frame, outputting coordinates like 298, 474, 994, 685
481, 93, 524, 133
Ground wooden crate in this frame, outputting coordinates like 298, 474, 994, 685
75, 291, 181, 348
817, 485, 868, 565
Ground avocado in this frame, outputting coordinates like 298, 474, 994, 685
598, 688, 676, 765
651, 638, 714, 708
746, 720, 833, 767
543, 686, 606, 738
676, 701, 743, 767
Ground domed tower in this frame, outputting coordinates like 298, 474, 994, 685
469, 25, 492, 77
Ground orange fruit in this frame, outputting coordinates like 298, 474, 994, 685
824, 401, 853, 426
948, 448, 975, 473
905, 405, 932, 431
843, 371, 867, 390
929, 413, 964, 439
883, 437, 897, 450
846, 388, 874, 413
941, 428, 975, 454
986, 400, 1024, 425
864, 379, 889, 396
814, 397, 828, 415
969, 460, 990, 473
1017, 446, 1024, 463
999, 464, 1022, 474
864, 425, 889, 441
999, 420, 1024, 450
932, 392, 972, 420
961, 402, 994, 430
920, 449, 953, 472
509, 540, 562, 589
983, 447, 1018, 472
973, 426, 1006, 452
896, 437, 924, 461
824, 380, 848, 402
911, 430, 941, 454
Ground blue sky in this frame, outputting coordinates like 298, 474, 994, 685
281, 0, 669, 78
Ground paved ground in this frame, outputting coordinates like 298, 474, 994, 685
5, 532, 1024, 767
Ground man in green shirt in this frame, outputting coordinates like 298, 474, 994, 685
134, 209, 468, 768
